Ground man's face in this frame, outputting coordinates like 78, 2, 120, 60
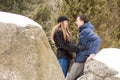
76, 17, 84, 28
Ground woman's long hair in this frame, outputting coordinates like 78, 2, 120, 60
51, 22, 71, 43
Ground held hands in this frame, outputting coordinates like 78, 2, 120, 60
79, 45, 86, 50
86, 54, 95, 62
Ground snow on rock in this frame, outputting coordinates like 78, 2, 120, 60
0, 11, 42, 28
0, 13, 65, 80
94, 48, 120, 77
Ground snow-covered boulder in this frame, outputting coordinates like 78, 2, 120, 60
0, 11, 41, 28
78, 48, 120, 80
0, 11, 64, 80
94, 48, 120, 77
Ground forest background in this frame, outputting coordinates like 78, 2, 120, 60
0, 0, 120, 52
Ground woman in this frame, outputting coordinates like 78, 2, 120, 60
51, 16, 80, 77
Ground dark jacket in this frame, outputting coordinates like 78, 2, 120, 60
75, 22, 101, 62
54, 28, 79, 59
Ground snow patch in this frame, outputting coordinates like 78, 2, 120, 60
94, 48, 120, 77
0, 11, 42, 28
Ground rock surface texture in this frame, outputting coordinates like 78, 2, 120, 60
78, 48, 120, 80
0, 12, 64, 80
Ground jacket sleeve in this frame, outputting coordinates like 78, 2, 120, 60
54, 30, 79, 52
87, 31, 102, 54
89, 37, 101, 54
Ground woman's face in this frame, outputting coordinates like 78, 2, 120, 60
63, 20, 68, 28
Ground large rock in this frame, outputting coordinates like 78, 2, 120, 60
78, 60, 120, 80
0, 12, 64, 80
78, 48, 120, 80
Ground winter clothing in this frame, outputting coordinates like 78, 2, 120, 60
58, 58, 70, 77
54, 28, 79, 59
75, 22, 101, 62
66, 62, 84, 80
57, 16, 69, 23
54, 28, 80, 77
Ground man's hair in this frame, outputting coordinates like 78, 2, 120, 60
77, 15, 89, 23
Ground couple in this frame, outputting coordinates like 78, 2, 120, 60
51, 15, 101, 80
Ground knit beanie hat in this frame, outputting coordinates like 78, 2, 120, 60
57, 16, 69, 23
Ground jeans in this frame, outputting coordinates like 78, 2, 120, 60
58, 57, 70, 77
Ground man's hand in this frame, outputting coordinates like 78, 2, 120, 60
86, 54, 95, 62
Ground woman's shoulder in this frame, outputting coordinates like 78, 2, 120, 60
55, 28, 63, 34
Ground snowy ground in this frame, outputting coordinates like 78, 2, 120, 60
0, 11, 42, 28
94, 48, 120, 77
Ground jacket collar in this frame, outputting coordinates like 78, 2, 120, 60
79, 22, 94, 32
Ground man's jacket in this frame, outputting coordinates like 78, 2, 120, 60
75, 22, 101, 62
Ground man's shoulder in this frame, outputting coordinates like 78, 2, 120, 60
81, 28, 92, 35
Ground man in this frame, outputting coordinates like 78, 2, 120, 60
66, 15, 101, 80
